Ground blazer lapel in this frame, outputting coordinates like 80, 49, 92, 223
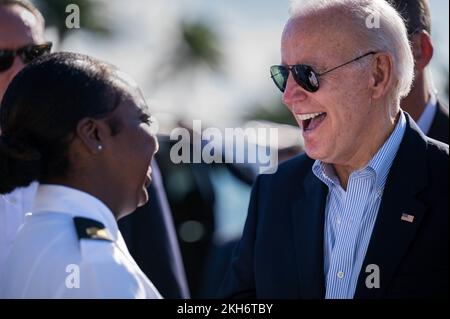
355, 114, 429, 298
428, 100, 449, 144
291, 165, 328, 298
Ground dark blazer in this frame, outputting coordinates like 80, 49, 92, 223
428, 100, 449, 144
219, 113, 448, 299
119, 160, 190, 299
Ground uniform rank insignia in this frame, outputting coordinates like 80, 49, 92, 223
73, 216, 113, 242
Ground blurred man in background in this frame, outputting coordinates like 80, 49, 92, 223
0, 0, 47, 100
392, 0, 448, 143
0, 0, 47, 277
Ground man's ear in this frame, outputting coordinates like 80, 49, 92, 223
411, 31, 434, 72
76, 118, 109, 154
369, 52, 393, 100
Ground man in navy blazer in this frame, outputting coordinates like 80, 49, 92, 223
390, 0, 449, 144
220, 0, 448, 299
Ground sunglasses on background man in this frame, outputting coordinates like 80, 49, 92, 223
0, 42, 52, 73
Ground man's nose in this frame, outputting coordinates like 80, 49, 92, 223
282, 74, 308, 109
7, 56, 26, 81
0, 56, 26, 102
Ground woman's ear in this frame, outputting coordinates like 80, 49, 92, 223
369, 52, 393, 100
76, 118, 109, 154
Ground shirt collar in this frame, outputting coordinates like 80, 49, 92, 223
313, 111, 407, 191
32, 184, 119, 241
416, 93, 438, 135
312, 161, 339, 189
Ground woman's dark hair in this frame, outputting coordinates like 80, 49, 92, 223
0, 52, 128, 194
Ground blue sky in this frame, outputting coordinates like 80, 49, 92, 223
52, 0, 449, 127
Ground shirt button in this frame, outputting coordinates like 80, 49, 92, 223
337, 271, 345, 279
336, 218, 341, 225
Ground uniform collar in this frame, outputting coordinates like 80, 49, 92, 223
32, 184, 119, 241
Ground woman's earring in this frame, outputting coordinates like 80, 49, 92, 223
97, 145, 103, 151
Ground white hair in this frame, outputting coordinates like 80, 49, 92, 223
289, 0, 415, 106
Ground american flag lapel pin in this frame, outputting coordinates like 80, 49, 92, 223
401, 213, 415, 223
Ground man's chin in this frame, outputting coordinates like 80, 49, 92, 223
304, 147, 329, 162
304, 145, 319, 159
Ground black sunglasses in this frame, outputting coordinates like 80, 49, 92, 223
270, 51, 377, 93
0, 42, 52, 73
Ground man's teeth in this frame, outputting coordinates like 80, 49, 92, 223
297, 112, 324, 121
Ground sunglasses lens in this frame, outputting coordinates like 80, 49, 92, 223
270, 66, 289, 93
292, 65, 319, 92
21, 43, 52, 64
0, 54, 14, 72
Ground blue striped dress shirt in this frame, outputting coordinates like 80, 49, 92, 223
312, 111, 407, 299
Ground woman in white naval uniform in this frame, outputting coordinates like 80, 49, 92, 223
0, 52, 161, 298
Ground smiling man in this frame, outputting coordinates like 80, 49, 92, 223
220, 0, 448, 299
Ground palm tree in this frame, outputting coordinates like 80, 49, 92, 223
149, 19, 223, 90
175, 21, 222, 72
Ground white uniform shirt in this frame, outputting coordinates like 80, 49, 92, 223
0, 183, 38, 275
0, 184, 162, 299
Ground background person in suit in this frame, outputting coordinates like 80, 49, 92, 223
220, 0, 448, 299
0, 0, 47, 102
391, 0, 448, 143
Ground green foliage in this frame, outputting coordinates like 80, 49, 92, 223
149, 20, 223, 89
180, 21, 222, 71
